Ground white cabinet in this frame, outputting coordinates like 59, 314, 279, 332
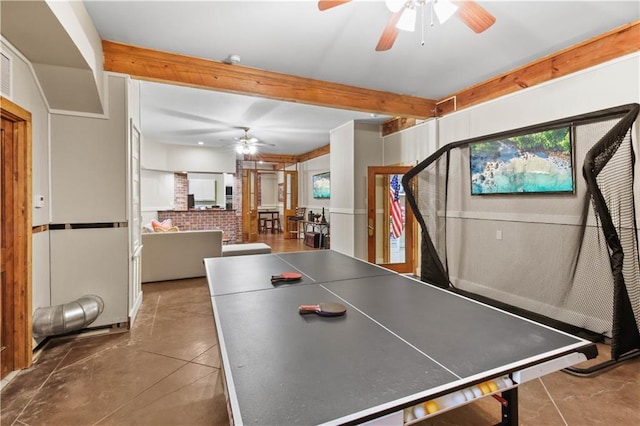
49, 228, 128, 327
189, 178, 217, 201
188, 173, 222, 202
50, 77, 127, 223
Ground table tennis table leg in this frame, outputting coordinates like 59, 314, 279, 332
498, 387, 518, 426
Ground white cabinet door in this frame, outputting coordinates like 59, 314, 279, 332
50, 76, 127, 223
190, 178, 216, 201
50, 228, 129, 327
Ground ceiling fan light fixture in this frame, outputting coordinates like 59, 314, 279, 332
396, 6, 416, 32
433, 0, 458, 24
236, 144, 258, 155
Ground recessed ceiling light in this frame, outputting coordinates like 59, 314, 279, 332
197, 141, 204, 145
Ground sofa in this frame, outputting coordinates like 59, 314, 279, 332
141, 230, 272, 283
142, 230, 223, 283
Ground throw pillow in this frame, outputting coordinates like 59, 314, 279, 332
152, 219, 173, 232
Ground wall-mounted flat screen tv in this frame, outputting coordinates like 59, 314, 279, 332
470, 126, 574, 195
312, 172, 330, 199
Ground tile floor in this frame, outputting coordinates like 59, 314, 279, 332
416, 344, 640, 425
1, 235, 639, 425
1, 278, 228, 426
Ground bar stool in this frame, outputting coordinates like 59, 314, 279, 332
287, 207, 306, 239
264, 217, 274, 233
272, 215, 281, 233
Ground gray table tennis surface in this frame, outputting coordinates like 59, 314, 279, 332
204, 250, 595, 425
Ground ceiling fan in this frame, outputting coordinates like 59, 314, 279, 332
228, 127, 275, 155
318, 0, 496, 51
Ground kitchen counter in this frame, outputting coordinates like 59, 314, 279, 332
158, 209, 238, 242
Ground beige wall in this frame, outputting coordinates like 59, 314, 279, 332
298, 153, 330, 213
51, 75, 127, 223
3, 33, 135, 330
329, 121, 384, 258
49, 74, 130, 328
382, 119, 437, 167
141, 170, 175, 211
353, 123, 383, 259
1, 39, 50, 227
142, 138, 236, 173
329, 121, 356, 256
414, 53, 639, 335
1, 38, 52, 314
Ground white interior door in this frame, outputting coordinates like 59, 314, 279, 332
129, 121, 143, 320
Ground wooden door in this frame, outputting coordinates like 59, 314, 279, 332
242, 169, 259, 242
1, 97, 32, 378
282, 171, 298, 238
1, 114, 14, 378
367, 166, 415, 274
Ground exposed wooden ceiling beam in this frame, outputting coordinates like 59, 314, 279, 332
296, 144, 330, 163
102, 40, 436, 119
103, 21, 638, 150
436, 21, 640, 116
242, 144, 331, 166
243, 153, 298, 164
381, 117, 417, 137
381, 21, 639, 134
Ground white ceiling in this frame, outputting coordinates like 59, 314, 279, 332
83, 0, 640, 155
138, 81, 388, 154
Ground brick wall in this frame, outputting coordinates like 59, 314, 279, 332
174, 173, 188, 210
167, 164, 244, 242
157, 210, 237, 242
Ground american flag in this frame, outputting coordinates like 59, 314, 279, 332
389, 175, 404, 239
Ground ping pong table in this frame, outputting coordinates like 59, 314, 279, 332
204, 250, 596, 425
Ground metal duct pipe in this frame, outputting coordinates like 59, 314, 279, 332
32, 295, 105, 337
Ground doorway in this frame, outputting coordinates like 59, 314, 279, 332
242, 164, 299, 244
282, 170, 298, 237
1, 97, 32, 378
241, 168, 259, 242
367, 166, 415, 274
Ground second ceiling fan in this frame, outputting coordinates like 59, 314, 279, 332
318, 0, 496, 51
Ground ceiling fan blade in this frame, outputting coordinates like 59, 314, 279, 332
164, 128, 229, 137
253, 141, 276, 147
318, 0, 352, 11
375, 8, 405, 52
452, 0, 496, 33
147, 107, 232, 128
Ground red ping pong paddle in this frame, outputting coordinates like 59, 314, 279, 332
299, 302, 347, 317
271, 272, 303, 284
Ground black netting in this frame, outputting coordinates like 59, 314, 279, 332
404, 104, 640, 361
583, 107, 640, 359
